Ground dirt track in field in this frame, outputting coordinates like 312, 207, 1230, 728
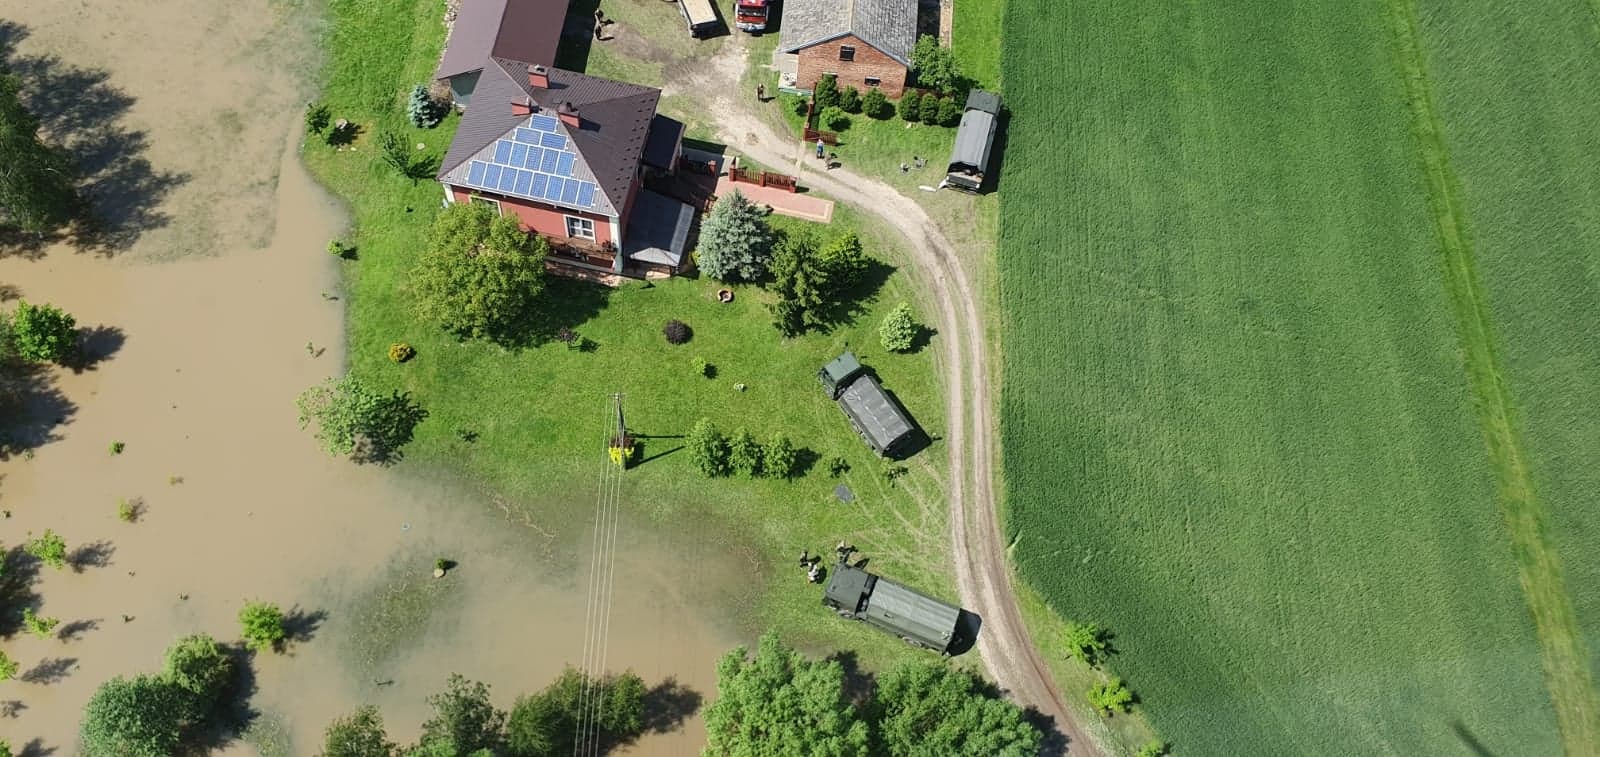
675, 37, 1102, 756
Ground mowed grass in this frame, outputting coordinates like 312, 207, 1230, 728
304, 0, 958, 673
997, 0, 1561, 754
1409, 0, 1600, 745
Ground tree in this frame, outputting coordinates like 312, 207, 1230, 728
0, 74, 77, 234
417, 674, 505, 755
1087, 677, 1134, 715
762, 434, 798, 479
1062, 621, 1108, 666
910, 35, 966, 95
919, 92, 941, 126
767, 234, 828, 337
323, 705, 396, 757
25, 528, 67, 570
696, 190, 774, 282
876, 662, 1041, 757
813, 73, 840, 111
238, 601, 287, 652
10, 300, 77, 364
897, 92, 921, 122
838, 86, 862, 114
23, 608, 59, 638
820, 106, 850, 132
937, 97, 962, 127
506, 668, 646, 757
687, 418, 731, 477
862, 87, 890, 119
298, 376, 427, 464
80, 675, 194, 757
817, 232, 870, 296
408, 84, 443, 128
0, 650, 18, 682
878, 303, 919, 352
703, 632, 869, 756
163, 634, 233, 709
728, 428, 763, 478
412, 201, 547, 341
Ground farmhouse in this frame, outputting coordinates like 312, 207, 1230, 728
435, 1, 695, 277
778, 0, 918, 98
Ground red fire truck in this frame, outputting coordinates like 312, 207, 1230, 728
734, 0, 769, 33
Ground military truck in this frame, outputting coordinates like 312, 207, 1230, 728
819, 352, 918, 458
823, 563, 973, 654
944, 90, 1002, 193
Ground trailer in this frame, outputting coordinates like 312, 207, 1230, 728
733, 0, 769, 32
944, 89, 1001, 193
818, 352, 918, 458
823, 563, 973, 654
676, 0, 721, 37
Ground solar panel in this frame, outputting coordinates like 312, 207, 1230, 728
454, 115, 606, 212
560, 178, 580, 205
515, 128, 539, 144
540, 150, 558, 174
493, 140, 513, 164
513, 170, 533, 196
546, 176, 565, 202
467, 161, 486, 185
497, 168, 517, 192
510, 142, 528, 166
483, 163, 502, 187
523, 146, 543, 170
577, 182, 595, 207
556, 152, 575, 177
540, 132, 566, 150
530, 114, 559, 132
531, 172, 548, 198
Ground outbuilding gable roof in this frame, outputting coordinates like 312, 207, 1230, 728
434, 0, 571, 80
778, 0, 918, 67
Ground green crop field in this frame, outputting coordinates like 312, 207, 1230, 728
997, 0, 1600, 754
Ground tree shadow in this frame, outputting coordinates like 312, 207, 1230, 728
0, 547, 44, 637
0, 361, 77, 461
68, 539, 116, 572
0, 20, 188, 256
20, 657, 76, 684
0, 283, 20, 301
56, 617, 100, 642
496, 276, 612, 349
641, 677, 703, 733
557, 0, 600, 74
824, 649, 878, 711
907, 324, 937, 354
188, 642, 261, 752
1450, 720, 1497, 757
17, 739, 55, 757
280, 606, 327, 649
1022, 705, 1071, 757
65, 324, 125, 373
815, 259, 894, 332
0, 699, 25, 718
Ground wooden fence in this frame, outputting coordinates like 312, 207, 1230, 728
728, 166, 798, 193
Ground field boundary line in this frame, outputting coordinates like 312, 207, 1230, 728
1387, 0, 1600, 751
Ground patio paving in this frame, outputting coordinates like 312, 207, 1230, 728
714, 175, 835, 223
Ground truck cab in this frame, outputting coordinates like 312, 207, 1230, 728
734, 0, 769, 32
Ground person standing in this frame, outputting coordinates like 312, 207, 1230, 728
757, 83, 766, 102
815, 138, 825, 159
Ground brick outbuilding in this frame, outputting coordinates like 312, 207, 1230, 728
778, 0, 917, 98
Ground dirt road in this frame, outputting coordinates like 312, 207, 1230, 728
677, 42, 1101, 754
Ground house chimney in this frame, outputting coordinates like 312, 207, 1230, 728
557, 101, 580, 128
511, 96, 533, 116
527, 64, 549, 89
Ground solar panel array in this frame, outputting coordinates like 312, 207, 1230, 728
462, 114, 600, 211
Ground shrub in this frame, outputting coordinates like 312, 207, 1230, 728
898, 93, 921, 122
694, 357, 714, 378
0, 651, 16, 682
297, 376, 427, 464
919, 93, 941, 125
729, 429, 763, 478
1136, 740, 1169, 757
118, 498, 141, 523
1087, 677, 1134, 715
879, 302, 920, 352
26, 529, 67, 570
696, 190, 775, 282
418, 674, 505, 755
328, 239, 351, 258
388, 342, 416, 363
10, 300, 76, 364
1063, 621, 1109, 666
911, 35, 967, 95
862, 87, 890, 119
663, 319, 692, 345
788, 94, 809, 118
828, 456, 850, 477
109, 441, 125, 455
762, 434, 799, 479
238, 601, 287, 652
839, 86, 862, 114
305, 103, 331, 134
323, 706, 395, 757
163, 634, 232, 708
408, 84, 444, 128
687, 418, 731, 477
378, 131, 414, 179
938, 97, 962, 127
23, 608, 59, 638
821, 106, 850, 131
80, 675, 193, 757
813, 73, 840, 111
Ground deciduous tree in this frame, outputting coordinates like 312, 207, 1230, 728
412, 201, 547, 341
0, 74, 77, 233
25, 529, 67, 570
762, 434, 798, 480
417, 674, 505, 755
163, 634, 233, 709
1062, 621, 1108, 666
703, 632, 869, 756
80, 675, 194, 757
817, 232, 871, 296
9, 301, 77, 364
910, 36, 966, 96
238, 601, 287, 652
322, 705, 396, 757
875, 661, 1040, 757
506, 667, 646, 756
297, 376, 427, 464
696, 191, 774, 282
687, 418, 731, 477
1087, 677, 1134, 715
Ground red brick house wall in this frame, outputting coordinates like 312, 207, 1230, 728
450, 186, 617, 247
796, 35, 908, 99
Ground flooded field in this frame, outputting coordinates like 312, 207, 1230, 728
0, 0, 740, 753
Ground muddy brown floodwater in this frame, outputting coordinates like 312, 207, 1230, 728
0, 0, 741, 754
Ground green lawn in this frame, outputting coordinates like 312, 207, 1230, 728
305, 0, 958, 676
996, 0, 1572, 754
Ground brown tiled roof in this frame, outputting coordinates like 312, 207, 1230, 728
435, 0, 571, 80
437, 59, 661, 215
